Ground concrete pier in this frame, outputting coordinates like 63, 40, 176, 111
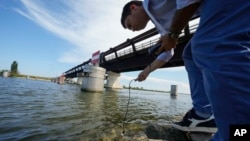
81, 65, 106, 92
77, 72, 84, 85
105, 71, 122, 90
170, 85, 178, 96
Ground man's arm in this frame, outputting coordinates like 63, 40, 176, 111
170, 2, 200, 34
136, 50, 173, 81
158, 2, 200, 52
136, 59, 166, 81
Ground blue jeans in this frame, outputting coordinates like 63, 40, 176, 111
183, 41, 212, 115
185, 0, 250, 140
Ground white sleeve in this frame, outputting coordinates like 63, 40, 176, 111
156, 49, 174, 62
176, 0, 201, 10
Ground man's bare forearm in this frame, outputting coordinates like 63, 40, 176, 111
170, 2, 200, 33
148, 59, 166, 73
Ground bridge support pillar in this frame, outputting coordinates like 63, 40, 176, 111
105, 71, 122, 90
81, 65, 106, 92
170, 85, 178, 96
77, 72, 84, 85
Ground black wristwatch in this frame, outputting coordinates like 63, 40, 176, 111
168, 32, 180, 39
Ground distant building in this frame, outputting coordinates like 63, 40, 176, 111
2, 70, 9, 77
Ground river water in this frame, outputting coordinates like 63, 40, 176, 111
0, 77, 192, 141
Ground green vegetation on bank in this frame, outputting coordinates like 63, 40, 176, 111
1, 60, 52, 81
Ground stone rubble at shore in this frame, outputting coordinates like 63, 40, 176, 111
97, 123, 213, 141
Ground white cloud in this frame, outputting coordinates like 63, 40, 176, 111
14, 0, 154, 64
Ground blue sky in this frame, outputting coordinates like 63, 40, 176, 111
0, 0, 190, 93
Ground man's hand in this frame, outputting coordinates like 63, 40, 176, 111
157, 34, 178, 53
136, 71, 148, 81
136, 56, 167, 81
136, 65, 151, 81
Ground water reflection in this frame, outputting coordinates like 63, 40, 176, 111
0, 78, 192, 141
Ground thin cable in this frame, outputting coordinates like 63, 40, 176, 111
122, 79, 136, 135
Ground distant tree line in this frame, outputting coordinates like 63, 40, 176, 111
123, 85, 169, 93
123, 85, 143, 90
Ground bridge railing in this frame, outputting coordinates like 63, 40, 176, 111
64, 59, 91, 78
100, 27, 159, 63
105, 37, 159, 61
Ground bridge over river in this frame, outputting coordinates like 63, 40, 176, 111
53, 17, 199, 91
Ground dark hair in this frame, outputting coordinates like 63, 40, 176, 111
121, 1, 143, 28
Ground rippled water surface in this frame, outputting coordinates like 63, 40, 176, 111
0, 77, 192, 141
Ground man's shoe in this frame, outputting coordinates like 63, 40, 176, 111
171, 108, 217, 133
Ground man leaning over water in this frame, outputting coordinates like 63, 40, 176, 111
120, 0, 216, 136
